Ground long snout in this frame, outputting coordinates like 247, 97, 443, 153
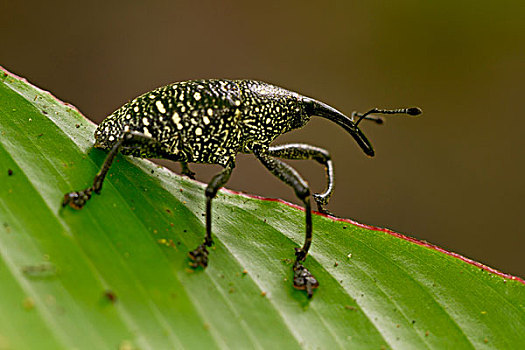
350, 127, 375, 157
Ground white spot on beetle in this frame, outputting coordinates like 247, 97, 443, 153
155, 101, 166, 114
180, 106, 186, 112
143, 127, 152, 138
234, 100, 241, 106
109, 135, 115, 141
195, 127, 203, 136
207, 108, 213, 116
266, 118, 271, 124
134, 106, 139, 112
203, 116, 210, 125
194, 92, 201, 101
125, 114, 131, 119
142, 117, 150, 126
149, 94, 156, 99
172, 112, 183, 130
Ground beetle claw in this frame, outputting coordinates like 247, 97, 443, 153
293, 261, 319, 298
313, 194, 338, 217
188, 244, 209, 268
62, 189, 92, 210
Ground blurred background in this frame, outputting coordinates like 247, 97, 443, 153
1, 1, 523, 277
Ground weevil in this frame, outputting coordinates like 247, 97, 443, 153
62, 80, 421, 298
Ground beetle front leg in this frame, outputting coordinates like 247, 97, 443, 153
62, 136, 127, 209
254, 147, 319, 298
268, 143, 334, 215
188, 160, 235, 268
62, 131, 153, 210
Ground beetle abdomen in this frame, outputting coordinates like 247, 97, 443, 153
95, 80, 244, 165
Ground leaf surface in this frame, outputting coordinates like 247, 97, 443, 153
0, 67, 524, 349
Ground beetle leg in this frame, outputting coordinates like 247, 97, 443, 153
268, 144, 334, 216
253, 147, 319, 298
189, 160, 235, 268
180, 162, 196, 179
62, 131, 153, 209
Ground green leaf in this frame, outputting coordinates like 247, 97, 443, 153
0, 66, 524, 350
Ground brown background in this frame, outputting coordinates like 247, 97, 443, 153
1, 1, 523, 277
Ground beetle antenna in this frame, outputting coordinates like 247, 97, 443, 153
353, 107, 422, 126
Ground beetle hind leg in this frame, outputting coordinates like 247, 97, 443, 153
268, 144, 335, 216
254, 146, 319, 298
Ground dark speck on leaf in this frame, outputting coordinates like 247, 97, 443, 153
104, 290, 117, 303
75, 124, 80, 128
42, 110, 48, 115
8, 169, 13, 176
151, 170, 154, 174
37, 133, 44, 137
342, 226, 347, 229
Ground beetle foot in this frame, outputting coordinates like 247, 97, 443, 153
316, 205, 337, 217
62, 188, 92, 210
188, 244, 209, 268
293, 261, 319, 298
313, 194, 336, 217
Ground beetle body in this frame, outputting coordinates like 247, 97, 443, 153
95, 80, 310, 166
64, 79, 421, 298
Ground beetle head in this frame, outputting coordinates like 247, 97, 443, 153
303, 97, 376, 157
303, 97, 421, 157
94, 116, 123, 150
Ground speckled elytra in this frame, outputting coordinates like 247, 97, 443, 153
62, 79, 421, 298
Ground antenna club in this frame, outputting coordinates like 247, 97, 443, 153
406, 107, 422, 116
